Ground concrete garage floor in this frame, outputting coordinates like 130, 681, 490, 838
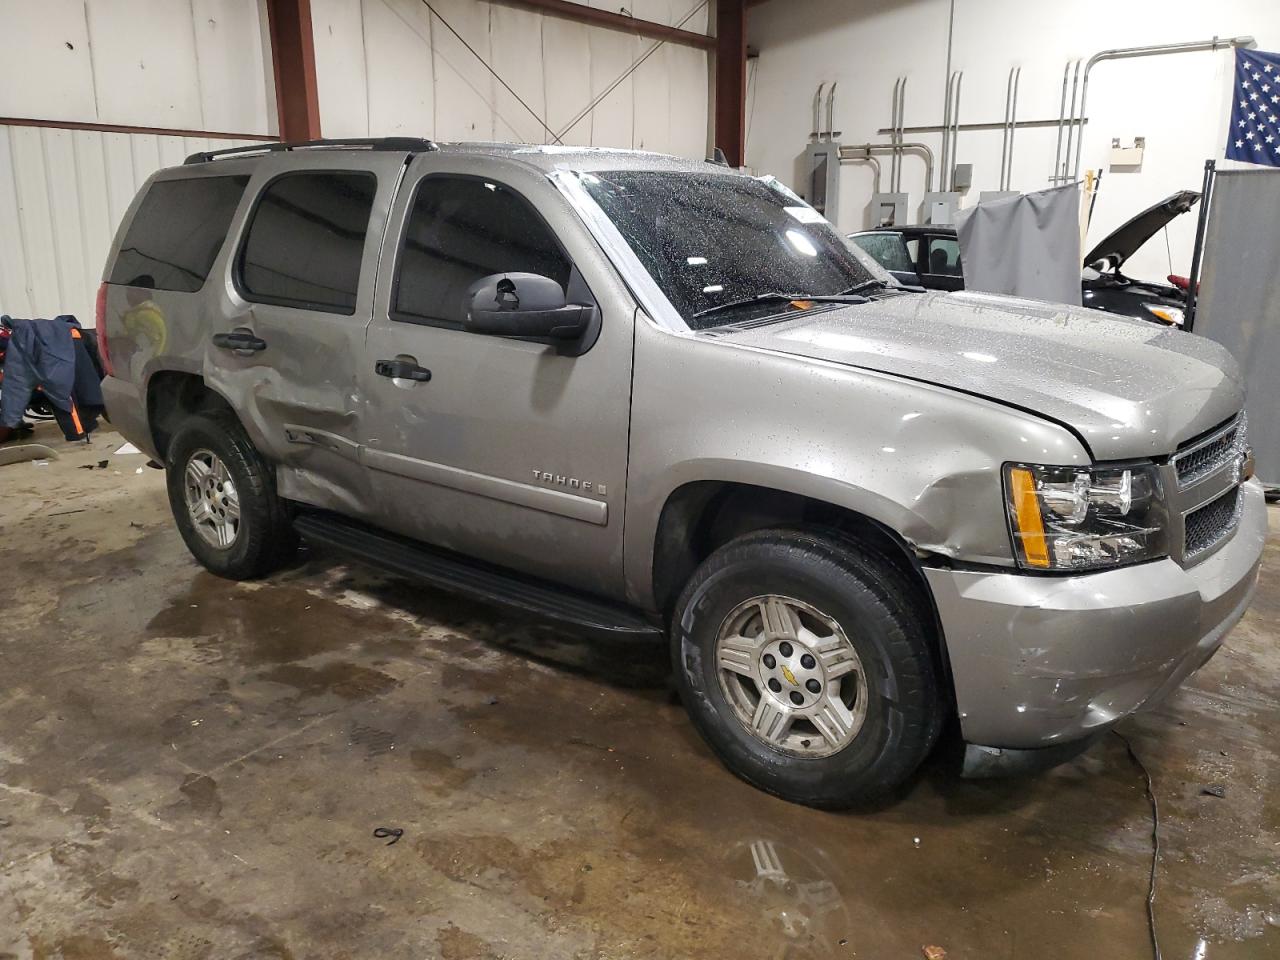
2, 426, 1279, 960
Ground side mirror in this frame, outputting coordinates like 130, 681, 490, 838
463, 273, 590, 343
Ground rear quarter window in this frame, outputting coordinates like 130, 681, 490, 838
109, 176, 249, 291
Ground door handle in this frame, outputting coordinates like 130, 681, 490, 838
375, 359, 432, 382
212, 330, 267, 352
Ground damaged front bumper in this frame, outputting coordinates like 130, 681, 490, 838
923, 479, 1267, 762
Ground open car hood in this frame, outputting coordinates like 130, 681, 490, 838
1084, 190, 1200, 269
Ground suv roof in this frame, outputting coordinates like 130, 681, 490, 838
183, 137, 721, 177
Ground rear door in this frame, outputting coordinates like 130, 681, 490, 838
919, 234, 965, 291
358, 154, 635, 598
206, 150, 409, 517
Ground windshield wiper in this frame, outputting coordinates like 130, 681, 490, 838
692, 290, 869, 321
839, 279, 889, 295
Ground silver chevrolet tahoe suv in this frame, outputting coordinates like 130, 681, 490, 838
98, 138, 1267, 808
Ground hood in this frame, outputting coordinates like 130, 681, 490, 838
1084, 190, 1200, 269
716, 291, 1242, 460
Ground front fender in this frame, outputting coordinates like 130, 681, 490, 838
623, 325, 1089, 608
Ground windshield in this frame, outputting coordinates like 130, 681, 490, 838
580, 171, 878, 329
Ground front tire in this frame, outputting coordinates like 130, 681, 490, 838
672, 528, 941, 808
165, 410, 297, 579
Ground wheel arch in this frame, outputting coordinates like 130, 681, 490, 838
145, 369, 240, 461
649, 478, 954, 693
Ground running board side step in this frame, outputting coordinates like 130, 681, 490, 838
293, 512, 663, 641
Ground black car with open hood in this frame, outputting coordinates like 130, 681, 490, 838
849, 190, 1200, 326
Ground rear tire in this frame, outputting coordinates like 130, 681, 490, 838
165, 410, 297, 579
671, 527, 941, 808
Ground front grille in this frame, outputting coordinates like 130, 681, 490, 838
1174, 416, 1242, 487
1184, 487, 1242, 559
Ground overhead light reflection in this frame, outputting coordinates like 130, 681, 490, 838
785, 229, 818, 257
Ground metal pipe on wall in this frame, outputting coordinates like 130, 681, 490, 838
939, 74, 953, 195
999, 69, 1014, 191
826, 82, 838, 142
948, 71, 963, 190
896, 78, 906, 191
1053, 61, 1070, 182
839, 147, 883, 194
839, 142, 934, 198
1071, 36, 1254, 181
1005, 66, 1021, 191
812, 82, 826, 139
1061, 59, 1082, 182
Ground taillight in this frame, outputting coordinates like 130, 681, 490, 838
95, 282, 113, 377
1167, 274, 1190, 290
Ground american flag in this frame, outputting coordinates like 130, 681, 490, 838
1227, 48, 1280, 167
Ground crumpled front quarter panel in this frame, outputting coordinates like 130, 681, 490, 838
623, 320, 1089, 608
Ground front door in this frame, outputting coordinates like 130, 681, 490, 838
359, 157, 635, 599
207, 151, 409, 517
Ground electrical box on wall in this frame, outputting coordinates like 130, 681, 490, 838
1110, 137, 1145, 169
870, 193, 909, 227
952, 163, 973, 192
804, 141, 843, 226
923, 191, 961, 225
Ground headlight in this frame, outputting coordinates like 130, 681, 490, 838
1004, 463, 1168, 571
1143, 304, 1184, 326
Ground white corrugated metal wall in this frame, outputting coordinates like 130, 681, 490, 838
0, 129, 261, 323
0, 0, 712, 325
312, 0, 711, 157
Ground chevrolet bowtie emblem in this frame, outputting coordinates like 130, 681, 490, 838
781, 665, 799, 686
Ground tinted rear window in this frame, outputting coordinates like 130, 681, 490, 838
110, 176, 248, 291
237, 171, 376, 315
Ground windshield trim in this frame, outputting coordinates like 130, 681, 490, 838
547, 169, 686, 331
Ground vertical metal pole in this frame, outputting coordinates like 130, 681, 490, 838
265, 0, 322, 140
714, 0, 748, 166
949, 72, 962, 190
1053, 62, 1070, 183
1006, 67, 1021, 191
1185, 159, 1216, 333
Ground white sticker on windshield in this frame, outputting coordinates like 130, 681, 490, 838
784, 205, 825, 224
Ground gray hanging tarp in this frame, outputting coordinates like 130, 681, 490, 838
1195, 168, 1280, 485
955, 184, 1082, 306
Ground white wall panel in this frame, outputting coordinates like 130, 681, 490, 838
0, 0, 273, 134
363, 0, 435, 137
312, 0, 711, 157
542, 16, 595, 147
0, 125, 255, 322
586, 28, 636, 148
85, 0, 205, 129
191, 0, 276, 134
312, 0, 372, 138
0, 0, 98, 122
430, 0, 498, 141
632, 34, 672, 152
489, 4, 550, 143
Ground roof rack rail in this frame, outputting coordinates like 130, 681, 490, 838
183, 137, 439, 165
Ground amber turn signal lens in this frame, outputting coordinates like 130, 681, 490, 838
1009, 467, 1050, 568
